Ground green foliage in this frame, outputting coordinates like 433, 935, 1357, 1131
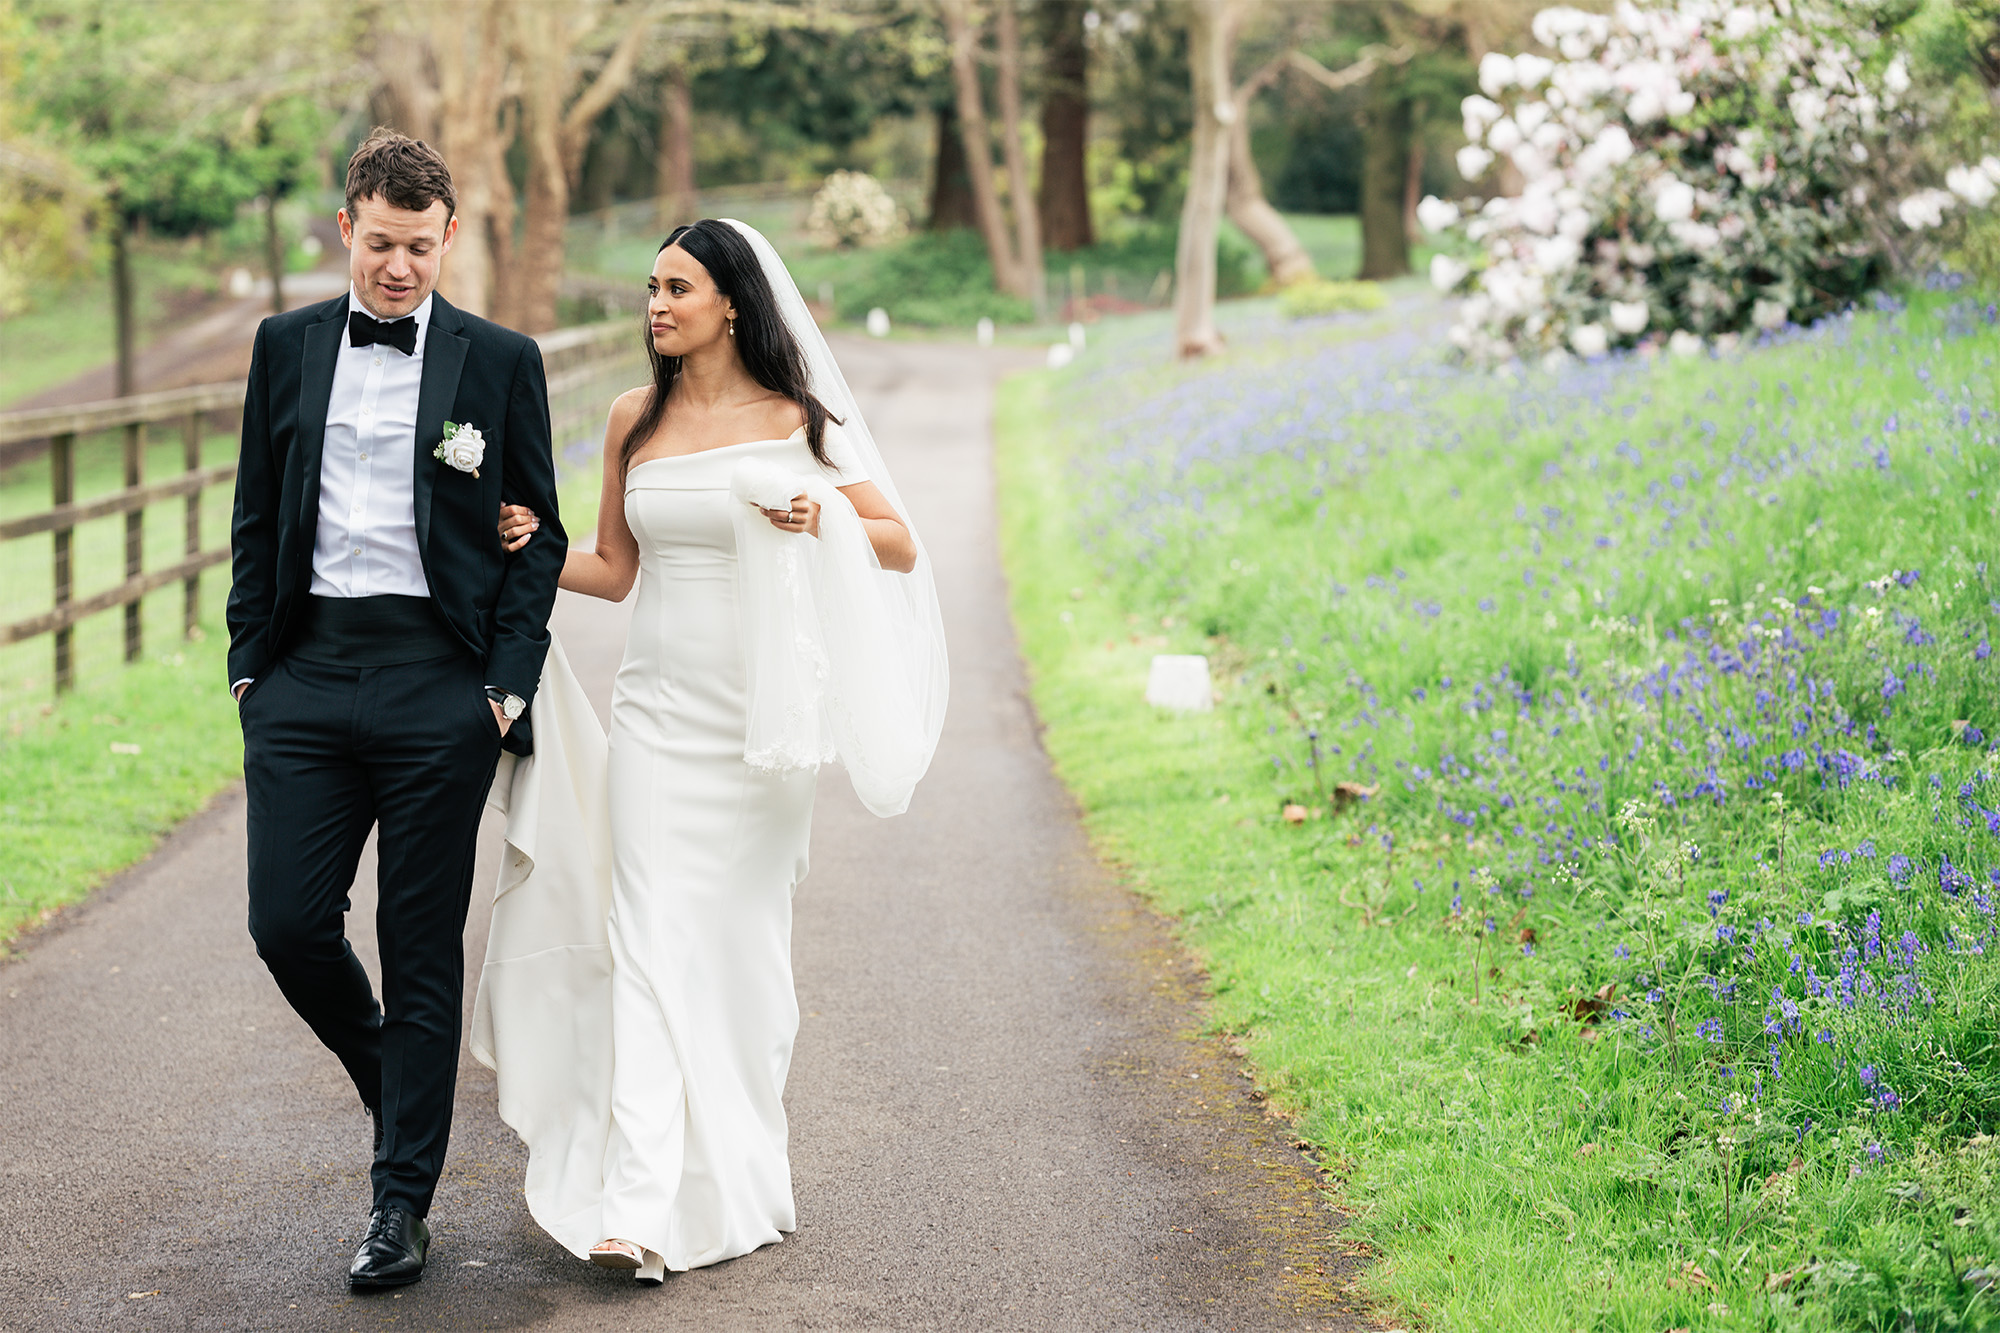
1278, 278, 1386, 318
999, 294, 2000, 1329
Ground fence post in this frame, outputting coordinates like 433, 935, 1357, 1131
51, 431, 74, 693
124, 420, 143, 662
184, 410, 201, 639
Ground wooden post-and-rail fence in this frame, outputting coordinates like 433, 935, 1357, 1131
0, 317, 645, 696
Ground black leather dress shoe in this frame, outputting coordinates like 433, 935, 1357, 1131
349, 1207, 429, 1289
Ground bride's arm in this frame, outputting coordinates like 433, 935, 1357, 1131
762, 480, 916, 573
499, 394, 644, 600
839, 481, 917, 573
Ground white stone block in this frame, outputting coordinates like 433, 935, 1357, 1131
1146, 654, 1213, 712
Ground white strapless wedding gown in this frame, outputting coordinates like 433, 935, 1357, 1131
473, 428, 866, 1273
601, 432, 860, 1268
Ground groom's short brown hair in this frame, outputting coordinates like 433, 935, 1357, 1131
344, 128, 456, 221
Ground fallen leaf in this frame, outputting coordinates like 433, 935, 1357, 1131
127, 1291, 160, 1300
1282, 804, 1309, 824
1565, 982, 1619, 1024
1329, 781, 1377, 811
1665, 1259, 1715, 1291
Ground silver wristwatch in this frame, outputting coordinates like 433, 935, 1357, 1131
485, 687, 526, 721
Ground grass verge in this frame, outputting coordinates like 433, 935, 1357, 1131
0, 594, 239, 952
997, 293, 2000, 1331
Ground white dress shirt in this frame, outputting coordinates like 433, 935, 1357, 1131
310, 288, 434, 599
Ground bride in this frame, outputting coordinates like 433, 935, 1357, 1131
482, 218, 946, 1284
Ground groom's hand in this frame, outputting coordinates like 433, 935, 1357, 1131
489, 698, 513, 738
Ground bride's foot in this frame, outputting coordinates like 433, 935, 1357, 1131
588, 1238, 643, 1271
636, 1249, 666, 1286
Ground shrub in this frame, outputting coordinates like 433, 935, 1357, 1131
1278, 279, 1387, 320
805, 170, 906, 250
1429, 1, 1923, 363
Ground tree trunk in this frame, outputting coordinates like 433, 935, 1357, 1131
112, 217, 135, 396
1175, 0, 1232, 357
1225, 71, 1314, 287
940, 0, 1025, 298
515, 44, 570, 334
656, 61, 697, 233
1036, 0, 1092, 251
1401, 119, 1426, 245
508, 0, 653, 332
264, 198, 286, 315
432, 0, 511, 319
994, 0, 1043, 313
1357, 78, 1412, 280
928, 101, 977, 230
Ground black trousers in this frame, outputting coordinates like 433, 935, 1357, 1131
240, 652, 502, 1216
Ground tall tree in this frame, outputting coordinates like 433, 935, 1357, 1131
927, 98, 977, 229
1035, 0, 1092, 250
506, 0, 655, 332
655, 55, 695, 230
1174, 0, 1233, 357
940, 0, 1041, 302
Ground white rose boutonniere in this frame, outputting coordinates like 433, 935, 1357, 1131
435, 421, 485, 478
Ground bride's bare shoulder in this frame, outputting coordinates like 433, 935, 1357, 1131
608, 386, 653, 426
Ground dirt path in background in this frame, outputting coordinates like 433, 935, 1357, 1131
0, 338, 1369, 1331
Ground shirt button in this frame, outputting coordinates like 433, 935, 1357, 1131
360, 408, 370, 418
359, 452, 369, 461
374, 356, 383, 366
352, 547, 362, 556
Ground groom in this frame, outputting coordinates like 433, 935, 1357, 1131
227, 128, 567, 1288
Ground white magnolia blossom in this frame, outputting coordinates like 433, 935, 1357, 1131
1569, 321, 1610, 357
1609, 300, 1651, 334
1897, 188, 1955, 231
1947, 164, 1998, 208
1416, 195, 1462, 234
1435, 0, 1927, 364
1653, 176, 1696, 222
1431, 253, 1471, 291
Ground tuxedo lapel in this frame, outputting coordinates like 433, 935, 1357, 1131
413, 297, 470, 559
295, 297, 346, 539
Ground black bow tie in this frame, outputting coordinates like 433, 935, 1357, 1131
349, 308, 417, 356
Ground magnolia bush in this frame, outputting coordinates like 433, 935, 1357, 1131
806, 170, 906, 250
1427, 0, 1915, 365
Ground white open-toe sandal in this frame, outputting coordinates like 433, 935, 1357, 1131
636, 1249, 666, 1286
588, 1239, 642, 1271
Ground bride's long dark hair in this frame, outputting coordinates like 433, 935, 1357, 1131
618, 219, 840, 474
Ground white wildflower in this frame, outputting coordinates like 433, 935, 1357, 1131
1752, 298, 1788, 330
1668, 329, 1704, 357
1455, 145, 1495, 180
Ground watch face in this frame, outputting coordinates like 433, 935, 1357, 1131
504, 696, 525, 719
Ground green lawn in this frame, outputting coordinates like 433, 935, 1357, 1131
998, 292, 2000, 1330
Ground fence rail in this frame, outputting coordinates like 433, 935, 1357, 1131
0, 318, 640, 695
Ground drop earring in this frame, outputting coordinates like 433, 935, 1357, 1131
728, 317, 736, 337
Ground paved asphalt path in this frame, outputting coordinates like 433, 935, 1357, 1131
0, 339, 1366, 1332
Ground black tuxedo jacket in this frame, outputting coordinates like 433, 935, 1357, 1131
227, 292, 568, 754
